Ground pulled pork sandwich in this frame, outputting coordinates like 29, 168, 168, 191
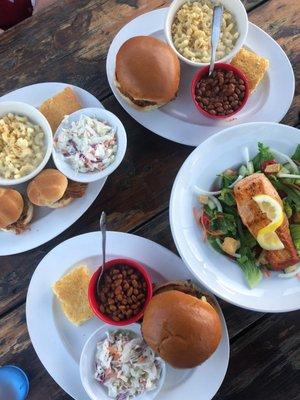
0, 188, 33, 234
27, 168, 87, 208
141, 280, 222, 369
115, 36, 180, 110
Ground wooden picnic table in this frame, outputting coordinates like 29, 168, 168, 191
0, 0, 299, 399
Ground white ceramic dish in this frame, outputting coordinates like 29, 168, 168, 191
170, 122, 300, 313
106, 8, 295, 146
52, 108, 127, 183
0, 83, 106, 256
0, 101, 53, 186
165, 0, 248, 67
26, 232, 230, 400
80, 323, 166, 400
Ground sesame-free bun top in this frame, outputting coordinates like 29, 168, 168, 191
27, 169, 68, 206
141, 290, 222, 368
0, 188, 24, 229
115, 36, 180, 107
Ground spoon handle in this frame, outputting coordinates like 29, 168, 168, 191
97, 211, 107, 296
209, 5, 224, 76
100, 211, 106, 271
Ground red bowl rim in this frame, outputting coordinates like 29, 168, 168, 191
88, 257, 153, 326
191, 62, 250, 119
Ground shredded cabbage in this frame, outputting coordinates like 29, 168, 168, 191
54, 114, 117, 173
95, 330, 163, 399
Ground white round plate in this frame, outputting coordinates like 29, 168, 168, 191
106, 8, 295, 147
0, 83, 106, 256
26, 232, 229, 400
170, 122, 300, 313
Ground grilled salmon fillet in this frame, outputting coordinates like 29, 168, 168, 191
234, 173, 299, 270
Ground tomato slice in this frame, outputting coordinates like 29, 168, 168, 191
261, 160, 277, 172
200, 212, 210, 230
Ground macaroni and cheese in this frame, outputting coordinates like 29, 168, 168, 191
171, 0, 239, 63
0, 113, 45, 179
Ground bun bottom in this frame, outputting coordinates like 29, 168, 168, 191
114, 80, 166, 111
48, 197, 74, 208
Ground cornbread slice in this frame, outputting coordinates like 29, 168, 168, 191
52, 265, 93, 325
39, 87, 82, 133
230, 48, 269, 93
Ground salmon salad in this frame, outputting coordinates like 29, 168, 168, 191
194, 143, 300, 288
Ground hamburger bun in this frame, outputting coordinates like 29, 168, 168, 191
142, 290, 222, 368
27, 169, 68, 207
115, 36, 180, 110
0, 188, 24, 229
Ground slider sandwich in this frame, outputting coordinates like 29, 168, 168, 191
27, 168, 87, 208
0, 188, 33, 234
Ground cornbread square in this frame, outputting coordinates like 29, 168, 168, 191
230, 48, 269, 93
39, 87, 82, 133
52, 265, 93, 325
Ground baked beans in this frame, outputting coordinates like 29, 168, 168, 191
194, 69, 247, 116
97, 264, 147, 322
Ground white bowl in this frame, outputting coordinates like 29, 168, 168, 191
80, 323, 166, 400
165, 0, 249, 68
0, 101, 53, 186
52, 108, 127, 183
170, 122, 300, 312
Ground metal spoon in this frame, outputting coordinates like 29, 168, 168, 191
209, 5, 224, 76
96, 211, 107, 297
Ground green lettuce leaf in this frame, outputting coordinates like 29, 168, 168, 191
207, 236, 224, 254
252, 142, 274, 171
219, 188, 236, 206
290, 224, 300, 251
219, 171, 238, 189
291, 144, 300, 162
237, 247, 262, 289
210, 213, 237, 236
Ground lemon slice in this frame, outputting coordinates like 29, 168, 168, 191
256, 231, 284, 251
253, 195, 284, 225
253, 195, 284, 250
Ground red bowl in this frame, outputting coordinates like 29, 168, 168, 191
191, 63, 250, 119
88, 258, 153, 326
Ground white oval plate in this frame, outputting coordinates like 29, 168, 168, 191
170, 122, 300, 313
0, 83, 106, 256
106, 8, 295, 147
26, 232, 229, 400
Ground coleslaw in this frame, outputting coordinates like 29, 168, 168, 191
95, 330, 163, 399
54, 114, 117, 172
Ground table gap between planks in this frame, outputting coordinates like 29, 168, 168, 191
0, 0, 299, 399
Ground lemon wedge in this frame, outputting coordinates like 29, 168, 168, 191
253, 195, 284, 250
256, 231, 284, 251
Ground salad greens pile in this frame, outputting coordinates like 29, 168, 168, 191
195, 142, 300, 289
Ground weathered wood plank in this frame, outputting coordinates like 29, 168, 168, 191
0, 304, 297, 400
214, 312, 300, 400
248, 0, 300, 127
